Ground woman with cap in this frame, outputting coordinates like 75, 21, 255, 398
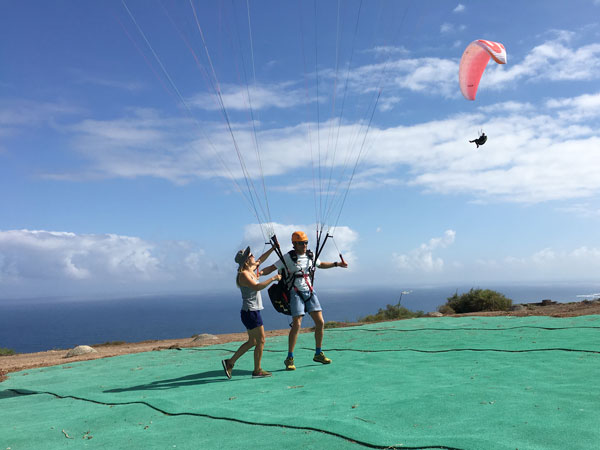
222, 245, 281, 379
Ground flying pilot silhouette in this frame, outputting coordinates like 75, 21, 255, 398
469, 132, 487, 148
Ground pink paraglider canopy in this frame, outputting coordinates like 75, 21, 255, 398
459, 40, 506, 101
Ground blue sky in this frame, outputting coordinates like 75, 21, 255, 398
2, 0, 600, 300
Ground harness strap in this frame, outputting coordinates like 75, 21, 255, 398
283, 249, 315, 302
292, 284, 314, 302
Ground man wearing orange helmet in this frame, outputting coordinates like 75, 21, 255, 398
270, 230, 348, 371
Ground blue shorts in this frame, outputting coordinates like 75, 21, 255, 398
240, 310, 264, 330
290, 290, 322, 317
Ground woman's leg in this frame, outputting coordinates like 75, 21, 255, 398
248, 325, 265, 372
228, 329, 257, 366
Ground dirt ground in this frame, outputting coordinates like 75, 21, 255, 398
2, 299, 599, 383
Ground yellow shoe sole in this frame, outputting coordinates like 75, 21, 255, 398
284, 358, 296, 370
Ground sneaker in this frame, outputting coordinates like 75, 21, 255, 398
284, 357, 296, 371
252, 369, 272, 378
313, 352, 331, 364
222, 359, 233, 379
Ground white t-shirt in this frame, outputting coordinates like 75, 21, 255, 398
274, 252, 321, 293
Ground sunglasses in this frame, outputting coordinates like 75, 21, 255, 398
296, 241, 308, 245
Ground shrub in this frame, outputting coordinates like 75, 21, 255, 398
359, 304, 424, 323
440, 288, 512, 313
93, 341, 126, 347
437, 304, 455, 315
0, 348, 16, 356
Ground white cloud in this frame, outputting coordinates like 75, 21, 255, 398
0, 229, 160, 282
440, 23, 454, 34
474, 245, 600, 282
240, 222, 358, 271
316, 55, 458, 100
378, 95, 402, 111
0, 99, 81, 137
55, 89, 600, 206
389, 58, 458, 98
483, 36, 600, 90
0, 225, 360, 298
479, 101, 535, 114
393, 230, 456, 272
546, 92, 600, 121
63, 113, 205, 184
60, 107, 326, 184
12, 32, 600, 208
440, 22, 465, 34
0, 229, 215, 297
453, 4, 465, 13
556, 202, 600, 218
405, 120, 600, 203
351, 31, 600, 99
188, 82, 307, 111
531, 248, 556, 264
332, 32, 600, 100
365, 46, 410, 57
71, 71, 146, 92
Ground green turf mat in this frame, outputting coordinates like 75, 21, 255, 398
0, 389, 356, 449
2, 315, 599, 449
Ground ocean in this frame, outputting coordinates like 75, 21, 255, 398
1, 284, 599, 354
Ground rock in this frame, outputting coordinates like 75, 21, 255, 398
65, 345, 97, 358
541, 299, 557, 306
511, 304, 525, 311
427, 312, 443, 317
192, 334, 218, 342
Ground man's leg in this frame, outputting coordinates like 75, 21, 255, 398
309, 310, 324, 349
288, 315, 303, 353
284, 315, 302, 370
310, 310, 331, 364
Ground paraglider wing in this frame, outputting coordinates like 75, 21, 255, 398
459, 40, 506, 101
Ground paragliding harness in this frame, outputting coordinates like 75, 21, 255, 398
267, 249, 315, 316
267, 233, 325, 316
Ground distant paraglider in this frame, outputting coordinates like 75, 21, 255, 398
459, 40, 507, 101
469, 131, 487, 148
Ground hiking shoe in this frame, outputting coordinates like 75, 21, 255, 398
222, 359, 233, 379
313, 352, 331, 364
252, 369, 272, 378
284, 357, 296, 371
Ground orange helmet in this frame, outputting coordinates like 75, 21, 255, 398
291, 231, 308, 243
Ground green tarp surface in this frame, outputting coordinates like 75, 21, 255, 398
2, 315, 600, 449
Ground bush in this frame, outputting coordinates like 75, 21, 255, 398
0, 348, 16, 356
437, 304, 455, 315
359, 304, 424, 323
439, 288, 512, 313
93, 341, 126, 347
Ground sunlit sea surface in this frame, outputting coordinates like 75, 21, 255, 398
2, 284, 599, 353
